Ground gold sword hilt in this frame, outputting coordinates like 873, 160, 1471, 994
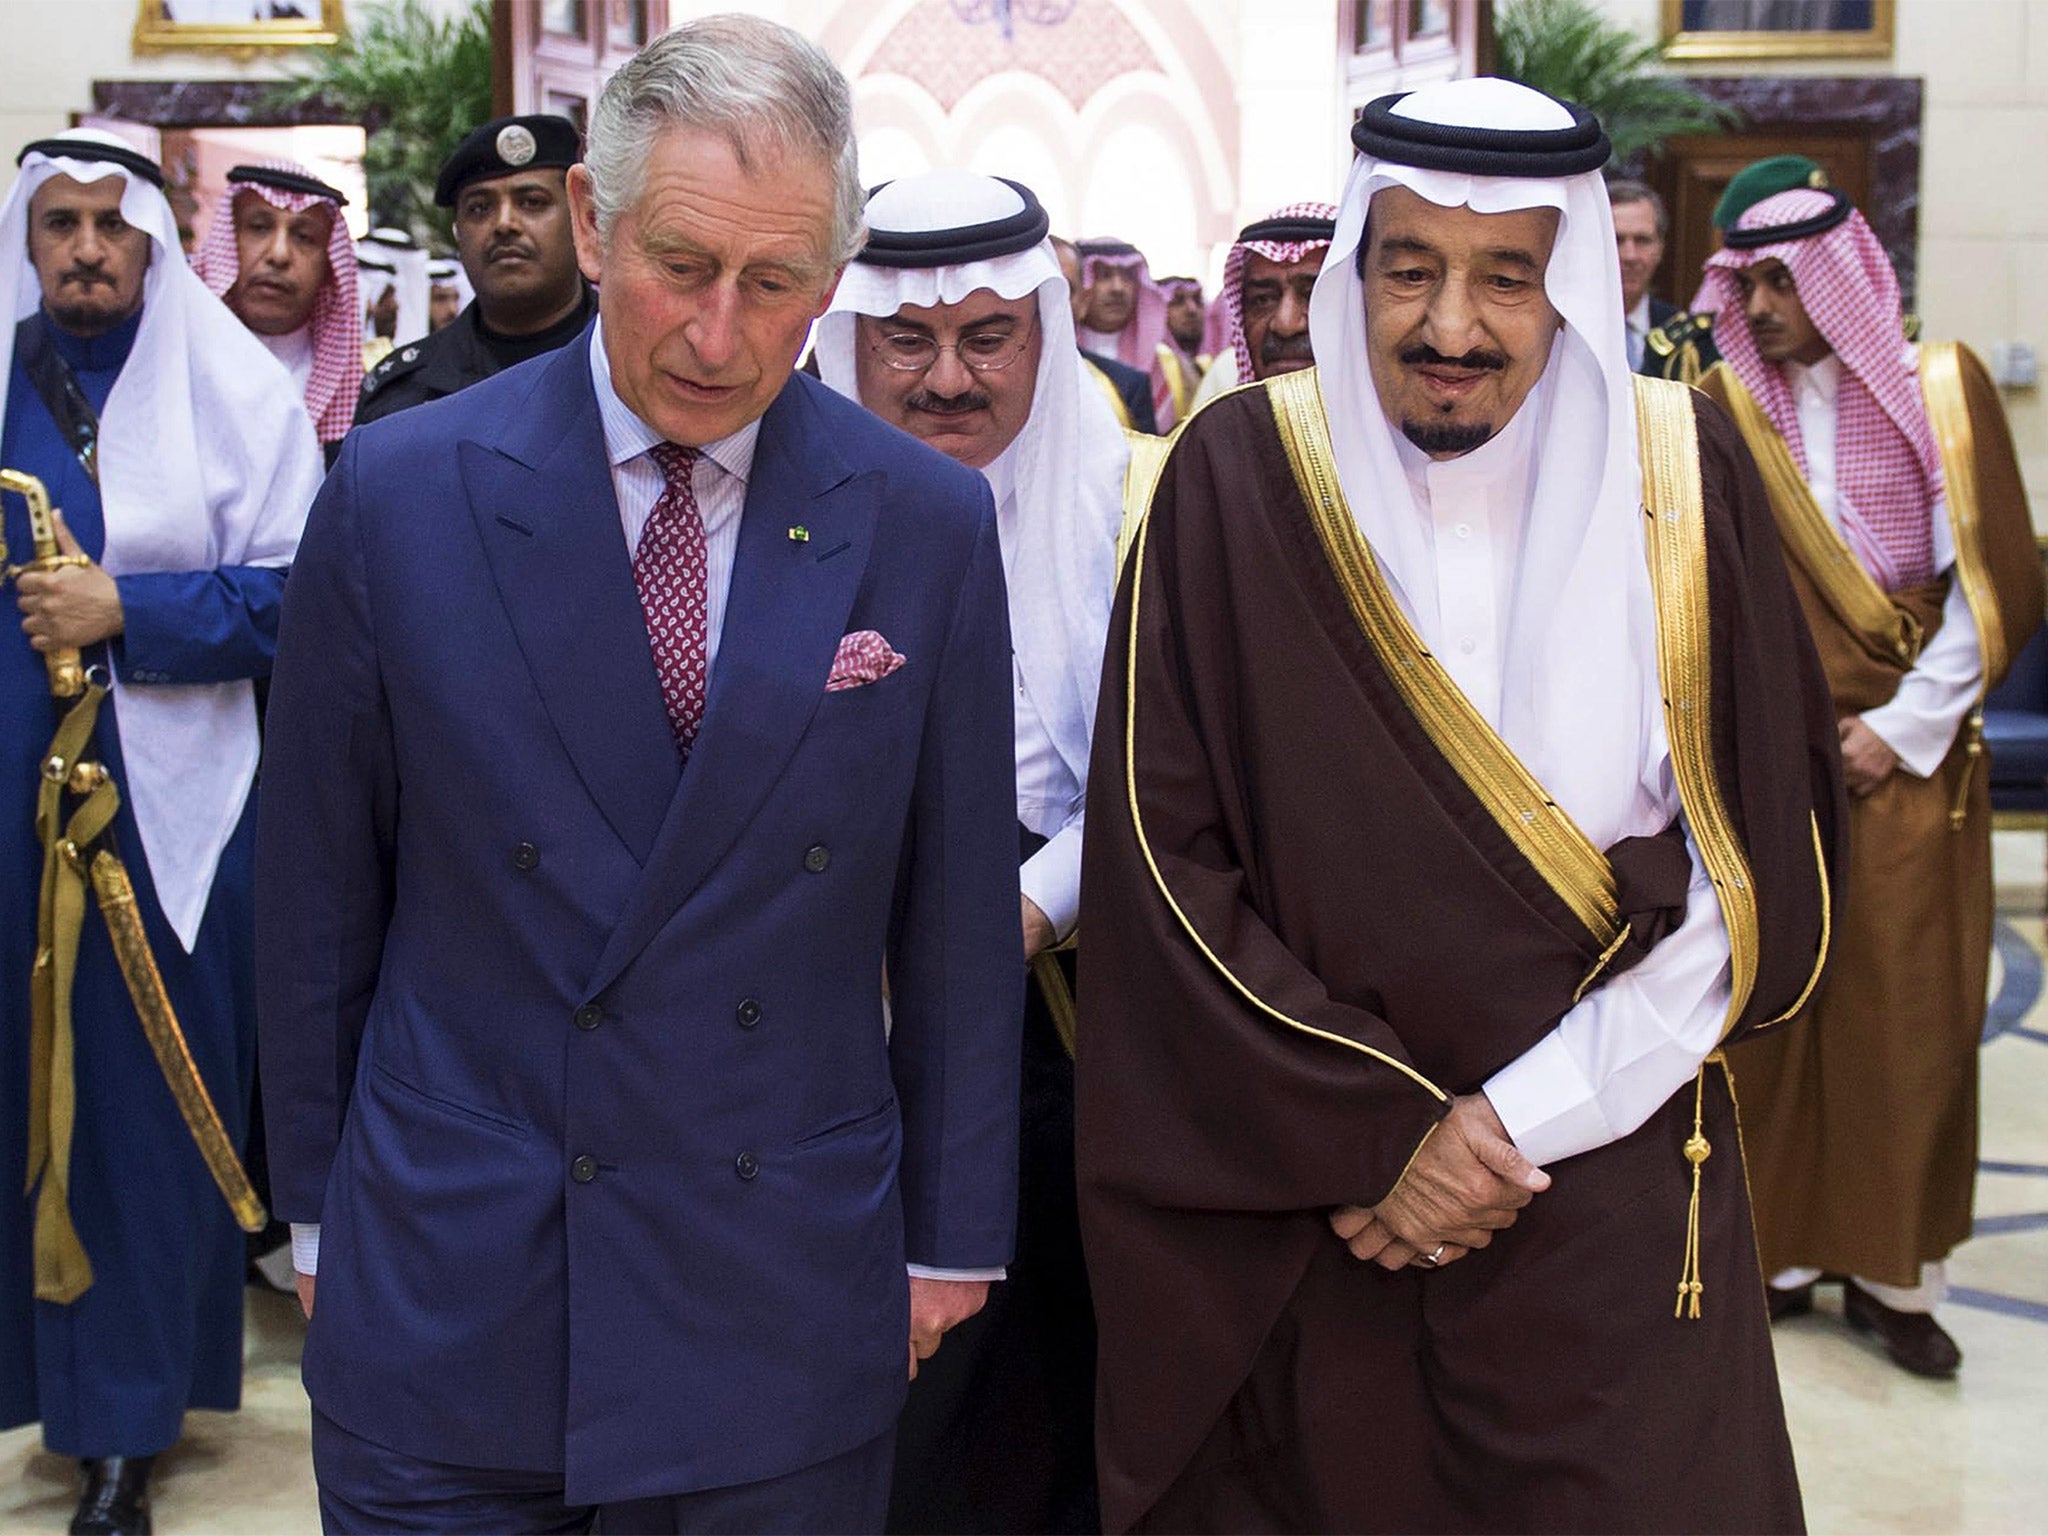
0, 467, 87, 698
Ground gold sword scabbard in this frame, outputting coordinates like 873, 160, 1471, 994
0, 468, 86, 698
88, 851, 268, 1233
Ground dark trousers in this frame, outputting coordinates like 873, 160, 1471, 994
886, 881, 1099, 1534
312, 1408, 896, 1535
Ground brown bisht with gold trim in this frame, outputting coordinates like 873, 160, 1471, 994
1705, 345, 2043, 1287
1077, 371, 1843, 1534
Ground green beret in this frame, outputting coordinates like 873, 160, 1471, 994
1712, 155, 1829, 231
435, 115, 581, 207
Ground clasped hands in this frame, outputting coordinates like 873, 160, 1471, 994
14, 510, 122, 651
1328, 1092, 1549, 1272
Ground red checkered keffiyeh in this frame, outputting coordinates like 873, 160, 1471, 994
194, 160, 361, 444
1222, 200, 1338, 381
1700, 188, 1940, 590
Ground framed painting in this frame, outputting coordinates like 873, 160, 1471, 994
1661, 0, 1894, 62
132, 0, 345, 54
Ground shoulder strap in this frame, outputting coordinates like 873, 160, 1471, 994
1633, 376, 1761, 1040
13, 314, 100, 485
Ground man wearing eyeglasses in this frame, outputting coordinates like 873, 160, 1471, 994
815, 169, 1129, 1536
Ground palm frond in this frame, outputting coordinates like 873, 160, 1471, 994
1495, 0, 1736, 164
269, 0, 494, 248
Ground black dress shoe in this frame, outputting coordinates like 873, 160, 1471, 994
1767, 1280, 1815, 1322
1844, 1280, 1962, 1379
71, 1454, 154, 1536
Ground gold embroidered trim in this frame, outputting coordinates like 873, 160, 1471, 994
1712, 367, 1922, 667
1634, 376, 1762, 1039
1919, 343, 2008, 688
1264, 368, 1621, 950
1118, 429, 1176, 569
1156, 342, 1191, 421
1120, 455, 1448, 1102
1758, 813, 1832, 1029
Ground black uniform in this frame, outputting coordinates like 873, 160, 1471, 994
354, 285, 596, 425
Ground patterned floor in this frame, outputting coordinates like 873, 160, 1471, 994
5, 842, 2048, 1532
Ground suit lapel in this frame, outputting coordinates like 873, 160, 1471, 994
585, 376, 878, 996
460, 336, 679, 863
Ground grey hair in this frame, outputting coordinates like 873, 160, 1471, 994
1605, 178, 1668, 238
585, 14, 865, 269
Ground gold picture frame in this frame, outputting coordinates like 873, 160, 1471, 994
1661, 0, 1894, 62
132, 0, 345, 55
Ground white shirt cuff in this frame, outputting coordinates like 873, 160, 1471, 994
1484, 833, 1732, 1166
1860, 561, 1982, 779
907, 1264, 1006, 1282
291, 1223, 321, 1277
1019, 818, 1084, 939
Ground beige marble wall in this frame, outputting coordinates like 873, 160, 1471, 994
1601, 0, 2048, 518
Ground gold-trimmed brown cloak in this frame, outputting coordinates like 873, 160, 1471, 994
1704, 345, 2044, 1286
1077, 373, 1842, 1533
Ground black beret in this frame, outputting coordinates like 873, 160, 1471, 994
434, 115, 581, 207
227, 163, 347, 206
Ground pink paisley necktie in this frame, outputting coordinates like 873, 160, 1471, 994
636, 442, 709, 758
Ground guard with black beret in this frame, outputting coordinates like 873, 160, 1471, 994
432, 113, 583, 209
358, 113, 593, 425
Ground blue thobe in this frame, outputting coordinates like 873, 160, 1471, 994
0, 308, 287, 1458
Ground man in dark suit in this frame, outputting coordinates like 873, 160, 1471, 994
255, 17, 1023, 1534
1608, 179, 1680, 375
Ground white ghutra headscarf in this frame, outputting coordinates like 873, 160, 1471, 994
1308, 78, 1670, 852
0, 129, 322, 948
815, 170, 1130, 813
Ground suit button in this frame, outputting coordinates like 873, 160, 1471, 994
736, 998, 763, 1029
803, 844, 830, 873
573, 1003, 603, 1031
512, 842, 540, 871
735, 1152, 759, 1181
570, 1155, 598, 1184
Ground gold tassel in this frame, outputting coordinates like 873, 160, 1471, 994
1948, 709, 1984, 832
1674, 1062, 1711, 1320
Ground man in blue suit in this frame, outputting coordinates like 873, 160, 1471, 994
255, 17, 1023, 1533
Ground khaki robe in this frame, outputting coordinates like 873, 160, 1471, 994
1078, 372, 1843, 1534
1705, 346, 2044, 1285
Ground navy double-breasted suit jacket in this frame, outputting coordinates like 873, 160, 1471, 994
255, 331, 1024, 1505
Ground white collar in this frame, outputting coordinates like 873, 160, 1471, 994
589, 319, 760, 484
1785, 350, 1841, 403
1626, 293, 1652, 332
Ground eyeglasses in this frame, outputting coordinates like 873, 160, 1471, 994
864, 311, 1038, 374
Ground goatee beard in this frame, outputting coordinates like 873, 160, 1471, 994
47, 299, 130, 338
1400, 418, 1496, 456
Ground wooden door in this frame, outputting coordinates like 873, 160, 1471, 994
1644, 77, 1921, 310
496, 0, 670, 128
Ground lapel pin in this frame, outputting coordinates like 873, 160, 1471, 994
787, 525, 810, 543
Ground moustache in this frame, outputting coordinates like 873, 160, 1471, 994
906, 389, 991, 417
1260, 331, 1315, 365
61, 268, 111, 287
486, 240, 537, 263
1398, 343, 1508, 372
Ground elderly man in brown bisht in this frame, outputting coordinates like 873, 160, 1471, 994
1077, 78, 1844, 1534
1698, 189, 2042, 1380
